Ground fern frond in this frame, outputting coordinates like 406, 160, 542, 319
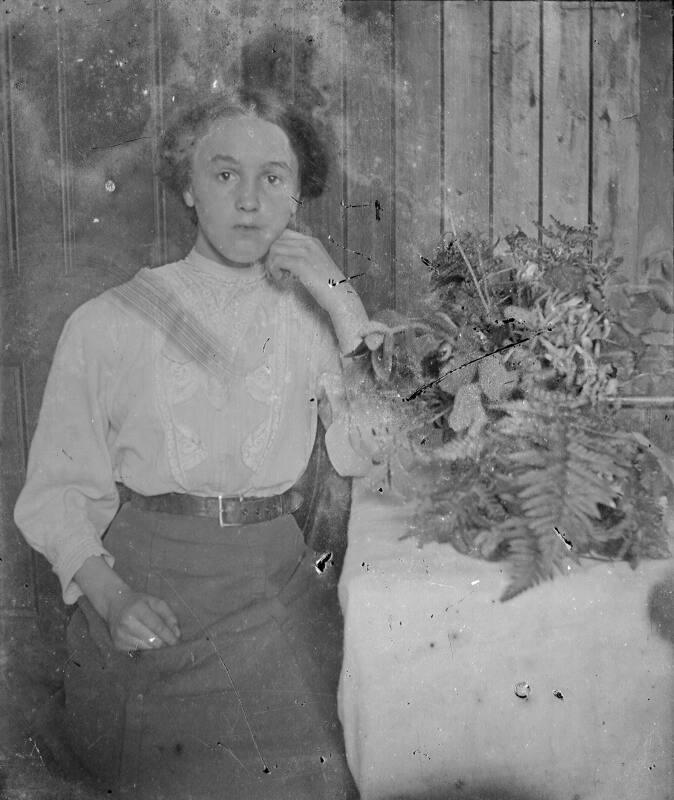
491, 396, 642, 597
496, 517, 569, 601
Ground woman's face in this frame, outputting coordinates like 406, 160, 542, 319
184, 114, 300, 267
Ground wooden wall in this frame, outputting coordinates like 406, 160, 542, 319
0, 1, 672, 632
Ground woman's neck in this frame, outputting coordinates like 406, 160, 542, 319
183, 248, 266, 283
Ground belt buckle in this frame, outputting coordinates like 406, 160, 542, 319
218, 495, 243, 527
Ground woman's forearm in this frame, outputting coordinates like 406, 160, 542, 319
323, 284, 370, 355
74, 555, 131, 621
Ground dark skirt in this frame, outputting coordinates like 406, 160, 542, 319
63, 503, 357, 799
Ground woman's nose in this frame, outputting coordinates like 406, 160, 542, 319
236, 179, 260, 212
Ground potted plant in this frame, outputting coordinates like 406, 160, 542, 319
346, 217, 673, 600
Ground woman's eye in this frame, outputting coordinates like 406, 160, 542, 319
218, 171, 232, 182
266, 174, 280, 186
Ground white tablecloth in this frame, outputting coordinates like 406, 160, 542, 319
338, 482, 672, 800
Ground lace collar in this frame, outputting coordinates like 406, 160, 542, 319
181, 248, 267, 284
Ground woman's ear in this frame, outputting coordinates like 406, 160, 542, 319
183, 187, 195, 208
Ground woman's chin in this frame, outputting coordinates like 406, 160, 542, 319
214, 245, 269, 267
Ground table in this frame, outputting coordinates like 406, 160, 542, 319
337, 482, 673, 800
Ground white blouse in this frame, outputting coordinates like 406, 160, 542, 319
14, 250, 370, 604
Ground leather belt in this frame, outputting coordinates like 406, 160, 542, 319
116, 483, 304, 527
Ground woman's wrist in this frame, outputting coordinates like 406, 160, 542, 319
322, 284, 371, 355
74, 555, 131, 623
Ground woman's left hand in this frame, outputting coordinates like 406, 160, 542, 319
266, 229, 370, 355
266, 229, 348, 311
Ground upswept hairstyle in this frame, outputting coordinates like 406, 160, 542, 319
157, 87, 329, 201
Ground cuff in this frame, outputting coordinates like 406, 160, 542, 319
55, 538, 115, 605
325, 415, 373, 478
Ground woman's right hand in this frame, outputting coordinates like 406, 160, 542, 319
106, 587, 181, 651
75, 555, 181, 651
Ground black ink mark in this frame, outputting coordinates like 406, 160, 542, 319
262, 337, 270, 352
289, 195, 303, 206
340, 201, 371, 209
314, 552, 333, 574
405, 333, 546, 401
327, 234, 376, 265
553, 690, 564, 700
90, 136, 151, 151
328, 272, 365, 287
61, 449, 73, 461
374, 199, 382, 221
420, 256, 432, 266
553, 526, 573, 550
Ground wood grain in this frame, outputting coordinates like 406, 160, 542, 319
541, 1, 590, 229
591, 2, 640, 274
1, 20, 19, 277
492, 0, 541, 239
294, 0, 347, 271
394, 1, 442, 313
0, 365, 33, 612
637, 1, 673, 268
637, 2, 673, 452
343, 0, 395, 313
443, 0, 491, 236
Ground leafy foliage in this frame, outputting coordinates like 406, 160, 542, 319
349, 219, 673, 600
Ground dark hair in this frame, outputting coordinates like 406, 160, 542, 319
158, 87, 329, 200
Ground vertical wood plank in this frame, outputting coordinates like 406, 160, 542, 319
343, 0, 395, 313
59, 0, 158, 277
55, 11, 75, 275
541, 1, 590, 228
637, 2, 672, 269
638, 2, 673, 452
151, 0, 168, 267
294, 0, 346, 272
443, 0, 491, 236
0, 365, 34, 612
394, 1, 442, 313
492, 0, 541, 239
591, 2, 639, 274
9, 13, 63, 287
1, 20, 19, 276
238, 0, 297, 58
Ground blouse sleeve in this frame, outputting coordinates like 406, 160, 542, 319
312, 310, 373, 478
14, 299, 124, 604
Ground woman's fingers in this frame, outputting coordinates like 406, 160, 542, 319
146, 596, 181, 639
109, 593, 181, 651
132, 600, 180, 646
119, 618, 164, 651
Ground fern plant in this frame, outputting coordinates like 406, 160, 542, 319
348, 219, 673, 600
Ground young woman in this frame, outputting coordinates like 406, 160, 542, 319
14, 87, 375, 799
